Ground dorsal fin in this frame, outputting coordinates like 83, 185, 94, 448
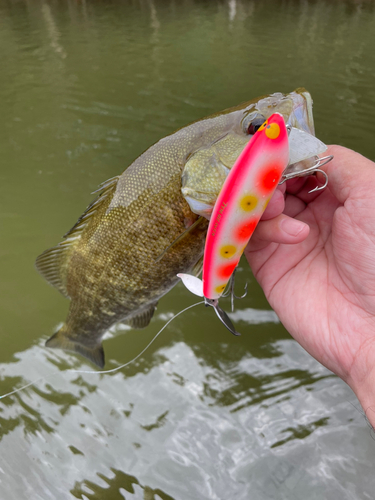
35, 175, 120, 297
35, 242, 72, 297
63, 175, 120, 238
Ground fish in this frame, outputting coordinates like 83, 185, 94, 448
36, 88, 317, 368
178, 113, 289, 334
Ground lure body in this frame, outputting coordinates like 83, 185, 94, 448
202, 112, 289, 300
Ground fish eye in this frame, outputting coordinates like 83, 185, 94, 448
242, 112, 266, 135
247, 116, 266, 135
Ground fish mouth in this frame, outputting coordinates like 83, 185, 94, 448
254, 88, 315, 137
287, 88, 315, 136
281, 90, 331, 181
246, 89, 323, 166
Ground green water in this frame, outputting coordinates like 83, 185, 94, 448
1, 0, 375, 498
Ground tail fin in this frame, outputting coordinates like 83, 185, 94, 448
45, 328, 105, 369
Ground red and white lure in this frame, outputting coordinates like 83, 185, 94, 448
178, 112, 289, 335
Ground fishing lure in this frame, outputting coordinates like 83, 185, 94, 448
178, 112, 289, 334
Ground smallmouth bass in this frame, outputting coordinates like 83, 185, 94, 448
36, 88, 316, 367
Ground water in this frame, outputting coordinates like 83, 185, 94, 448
1, 0, 375, 498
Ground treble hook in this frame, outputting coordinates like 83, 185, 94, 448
308, 168, 329, 193
280, 154, 333, 193
305, 155, 333, 193
221, 268, 248, 311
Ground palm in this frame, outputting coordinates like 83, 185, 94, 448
246, 145, 375, 383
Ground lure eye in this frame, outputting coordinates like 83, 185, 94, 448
247, 117, 266, 135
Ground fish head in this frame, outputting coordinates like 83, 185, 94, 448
181, 88, 317, 218
249, 88, 315, 136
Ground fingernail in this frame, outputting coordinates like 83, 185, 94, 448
280, 218, 306, 237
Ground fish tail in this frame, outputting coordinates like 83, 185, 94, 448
45, 327, 105, 369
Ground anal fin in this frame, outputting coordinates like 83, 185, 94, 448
124, 302, 157, 329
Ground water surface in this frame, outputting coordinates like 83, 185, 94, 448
1, 1, 375, 498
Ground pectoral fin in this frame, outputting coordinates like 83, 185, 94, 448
155, 217, 205, 262
191, 255, 204, 277
45, 329, 105, 368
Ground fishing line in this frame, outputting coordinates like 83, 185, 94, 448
72, 301, 204, 375
0, 301, 204, 400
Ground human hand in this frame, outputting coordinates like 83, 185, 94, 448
245, 145, 375, 424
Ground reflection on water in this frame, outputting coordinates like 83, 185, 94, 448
1, 0, 375, 498
0, 330, 367, 499
71, 469, 176, 500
